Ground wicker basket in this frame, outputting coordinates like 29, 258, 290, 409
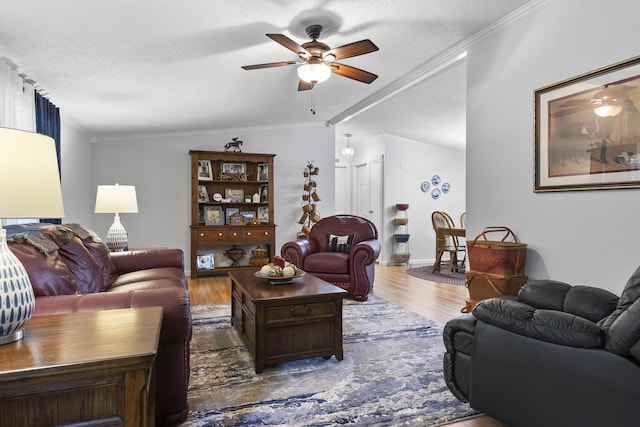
467, 227, 527, 277
462, 272, 528, 313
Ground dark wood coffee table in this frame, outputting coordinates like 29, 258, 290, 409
229, 270, 348, 373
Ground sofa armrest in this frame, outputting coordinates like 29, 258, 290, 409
281, 238, 320, 267
350, 239, 381, 265
34, 287, 191, 344
606, 298, 640, 361
519, 280, 619, 323
110, 248, 184, 274
473, 298, 604, 348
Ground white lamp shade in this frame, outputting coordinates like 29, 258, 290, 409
95, 184, 138, 213
0, 128, 65, 219
297, 63, 331, 83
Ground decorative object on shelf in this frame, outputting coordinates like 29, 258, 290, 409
228, 211, 244, 225
342, 133, 354, 157
224, 245, 246, 267
220, 162, 247, 181
252, 192, 260, 203
258, 163, 268, 181
224, 137, 243, 152
249, 245, 269, 267
258, 206, 269, 223
0, 128, 65, 345
297, 161, 322, 239
225, 188, 244, 203
196, 253, 214, 270
212, 192, 222, 202
198, 185, 210, 202
203, 206, 223, 225
197, 160, 213, 181
94, 183, 139, 252
391, 203, 410, 264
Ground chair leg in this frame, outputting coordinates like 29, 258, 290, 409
433, 250, 444, 273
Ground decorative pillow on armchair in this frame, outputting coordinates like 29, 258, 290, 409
325, 234, 355, 253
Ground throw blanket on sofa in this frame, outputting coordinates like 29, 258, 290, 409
6, 223, 95, 255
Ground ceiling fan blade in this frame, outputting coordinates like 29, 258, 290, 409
326, 39, 379, 60
241, 61, 297, 70
330, 63, 378, 84
266, 34, 309, 58
298, 80, 314, 91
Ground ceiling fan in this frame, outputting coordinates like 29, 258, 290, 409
241, 24, 379, 91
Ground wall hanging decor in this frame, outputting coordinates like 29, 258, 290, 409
297, 161, 322, 239
535, 55, 640, 192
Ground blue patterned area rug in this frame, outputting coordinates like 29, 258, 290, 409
184, 295, 478, 426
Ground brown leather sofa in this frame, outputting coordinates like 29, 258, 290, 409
7, 223, 192, 427
281, 215, 380, 300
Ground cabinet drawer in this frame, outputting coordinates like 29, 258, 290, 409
244, 227, 272, 242
266, 302, 334, 322
196, 229, 228, 241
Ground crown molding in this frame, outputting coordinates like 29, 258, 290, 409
326, 0, 548, 127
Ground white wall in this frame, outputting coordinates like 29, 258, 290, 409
60, 113, 94, 226
382, 134, 465, 265
88, 124, 334, 270
467, 0, 640, 294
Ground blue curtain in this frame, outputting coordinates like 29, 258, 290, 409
35, 92, 62, 225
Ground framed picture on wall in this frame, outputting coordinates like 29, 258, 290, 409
535, 55, 640, 192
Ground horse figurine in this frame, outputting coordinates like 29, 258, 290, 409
224, 137, 243, 152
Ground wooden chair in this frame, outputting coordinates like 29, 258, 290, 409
431, 211, 466, 275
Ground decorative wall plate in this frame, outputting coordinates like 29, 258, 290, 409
432, 188, 441, 199
421, 181, 430, 192
431, 175, 441, 186
442, 182, 451, 193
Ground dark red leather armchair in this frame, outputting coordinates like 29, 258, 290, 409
281, 215, 380, 300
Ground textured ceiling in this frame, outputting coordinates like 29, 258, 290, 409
0, 1, 533, 149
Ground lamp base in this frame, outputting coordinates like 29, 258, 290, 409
106, 213, 129, 252
0, 329, 24, 346
0, 229, 35, 345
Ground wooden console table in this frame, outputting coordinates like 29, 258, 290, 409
0, 306, 162, 427
229, 270, 347, 373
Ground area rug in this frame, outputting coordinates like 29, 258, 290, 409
406, 265, 465, 286
184, 295, 478, 426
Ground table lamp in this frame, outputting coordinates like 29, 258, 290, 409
0, 127, 65, 345
94, 184, 138, 252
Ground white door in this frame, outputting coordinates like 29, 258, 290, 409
355, 162, 370, 220
355, 155, 384, 240
369, 156, 383, 236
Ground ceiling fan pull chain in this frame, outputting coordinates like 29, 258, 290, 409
310, 92, 316, 115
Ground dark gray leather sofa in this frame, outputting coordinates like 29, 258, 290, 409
443, 265, 640, 427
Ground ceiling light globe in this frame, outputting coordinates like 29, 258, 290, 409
297, 63, 331, 84
594, 104, 623, 117
342, 145, 354, 157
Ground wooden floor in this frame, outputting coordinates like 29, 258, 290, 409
188, 264, 506, 427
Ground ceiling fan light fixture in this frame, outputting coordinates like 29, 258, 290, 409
297, 62, 331, 84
